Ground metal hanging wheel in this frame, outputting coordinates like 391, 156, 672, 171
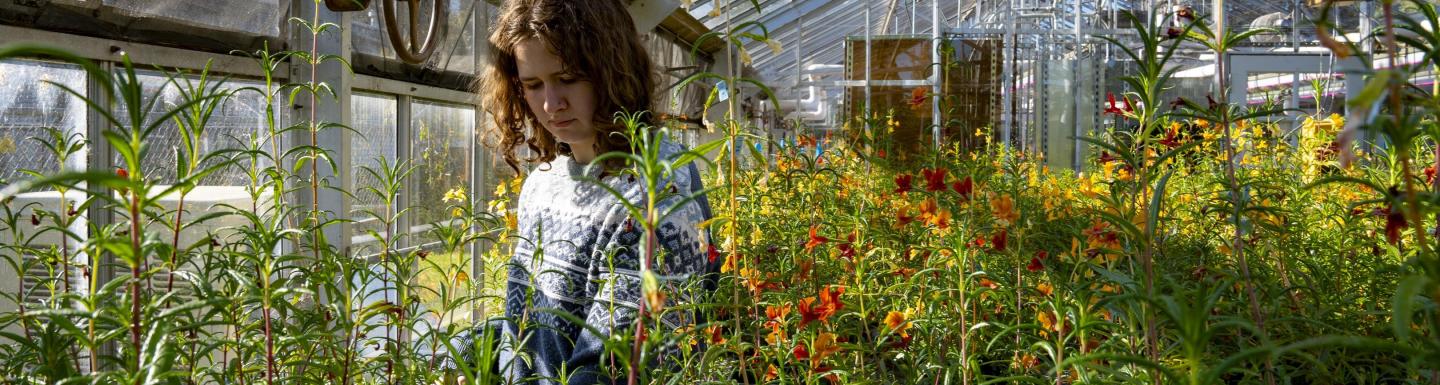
382, 0, 448, 64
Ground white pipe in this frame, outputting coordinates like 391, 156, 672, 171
782, 64, 845, 122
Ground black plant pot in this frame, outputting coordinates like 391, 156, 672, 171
324, 0, 372, 12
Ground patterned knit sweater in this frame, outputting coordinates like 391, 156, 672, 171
478, 138, 714, 385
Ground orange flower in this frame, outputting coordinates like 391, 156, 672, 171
798, 285, 846, 327
990, 194, 1019, 226
812, 332, 842, 361
917, 197, 951, 230
706, 325, 727, 344
1014, 353, 1040, 370
720, 252, 738, 273
766, 324, 788, 345
883, 310, 912, 337
907, 87, 927, 110
804, 225, 828, 253
766, 303, 793, 324
1037, 310, 1057, 336
1036, 282, 1054, 297
896, 205, 916, 227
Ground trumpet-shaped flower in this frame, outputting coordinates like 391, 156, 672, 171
895, 173, 914, 194
952, 176, 974, 201
990, 194, 1019, 227
921, 167, 948, 192
798, 285, 845, 327
805, 225, 829, 253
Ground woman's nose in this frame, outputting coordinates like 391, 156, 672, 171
542, 85, 567, 115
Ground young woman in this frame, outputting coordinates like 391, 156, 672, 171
459, 0, 715, 383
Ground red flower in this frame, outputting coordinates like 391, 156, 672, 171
907, 87, 927, 110
116, 167, 129, 179
1426, 165, 1436, 185
1385, 205, 1406, 245
792, 342, 809, 360
921, 168, 948, 192
876, 149, 887, 158
1165, 27, 1183, 40
889, 333, 914, 350
1104, 93, 1125, 116
968, 236, 986, 249
1097, 151, 1116, 164
952, 176, 974, 201
798, 285, 845, 327
991, 230, 1008, 252
837, 232, 858, 261
804, 225, 829, 253
894, 174, 914, 194
1026, 251, 1048, 272
1159, 129, 1182, 148
707, 243, 721, 263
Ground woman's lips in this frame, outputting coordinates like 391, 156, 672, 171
551, 119, 575, 128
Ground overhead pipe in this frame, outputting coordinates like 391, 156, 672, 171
781, 64, 845, 123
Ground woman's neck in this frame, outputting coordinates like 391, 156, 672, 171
568, 140, 597, 164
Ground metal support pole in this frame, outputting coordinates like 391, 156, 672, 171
1001, 0, 1016, 147
932, 0, 942, 149
470, 0, 488, 321
1214, 0, 1226, 97
865, 4, 872, 120
1291, 0, 1300, 52
88, 60, 116, 371
1072, 0, 1083, 171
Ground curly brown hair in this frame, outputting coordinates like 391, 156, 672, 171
480, 0, 656, 173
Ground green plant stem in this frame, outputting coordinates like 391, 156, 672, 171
168, 191, 186, 300
128, 189, 143, 385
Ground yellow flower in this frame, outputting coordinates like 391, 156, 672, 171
443, 187, 466, 203
451, 207, 465, 218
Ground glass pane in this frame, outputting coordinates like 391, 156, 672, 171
410, 100, 477, 347
353, 0, 478, 74
0, 59, 90, 350
409, 99, 474, 230
102, 0, 283, 38
112, 70, 282, 187
0, 59, 86, 188
351, 91, 399, 243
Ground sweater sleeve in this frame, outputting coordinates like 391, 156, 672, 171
563, 164, 712, 385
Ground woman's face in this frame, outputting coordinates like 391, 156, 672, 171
515, 38, 598, 154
